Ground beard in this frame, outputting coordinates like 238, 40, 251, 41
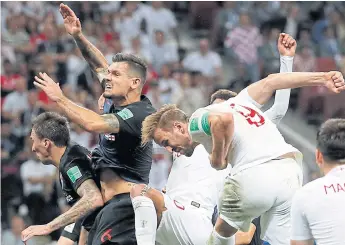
41, 159, 55, 165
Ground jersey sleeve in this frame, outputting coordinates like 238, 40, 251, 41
290, 190, 313, 241
235, 88, 264, 109
189, 108, 211, 137
114, 103, 155, 138
64, 156, 94, 193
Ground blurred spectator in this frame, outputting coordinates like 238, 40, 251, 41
114, 1, 142, 51
224, 13, 262, 83
174, 71, 206, 116
37, 24, 68, 84
2, 215, 35, 245
70, 123, 94, 150
283, 4, 301, 38
212, 2, 239, 48
329, 9, 345, 43
124, 36, 153, 65
158, 64, 181, 104
260, 28, 281, 75
142, 1, 179, 44
1, 122, 18, 157
297, 29, 316, 53
1, 60, 20, 99
293, 45, 317, 72
20, 151, 56, 224
2, 76, 29, 122
150, 30, 179, 74
146, 81, 162, 110
67, 47, 88, 91
319, 26, 342, 60
182, 39, 222, 83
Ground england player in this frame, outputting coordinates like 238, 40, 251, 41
140, 39, 345, 245
290, 118, 345, 245
132, 34, 296, 245
32, 4, 156, 245
21, 112, 103, 245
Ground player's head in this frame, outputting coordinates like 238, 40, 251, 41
210, 89, 238, 104
141, 104, 195, 156
103, 53, 147, 100
316, 118, 345, 171
30, 112, 70, 165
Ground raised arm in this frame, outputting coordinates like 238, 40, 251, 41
246, 34, 344, 105
59, 3, 108, 78
21, 179, 103, 241
34, 73, 120, 134
264, 33, 295, 124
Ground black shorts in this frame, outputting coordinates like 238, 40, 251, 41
61, 217, 82, 242
85, 193, 136, 245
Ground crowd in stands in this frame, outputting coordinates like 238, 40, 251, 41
1, 2, 345, 244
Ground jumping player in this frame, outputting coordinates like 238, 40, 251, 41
21, 112, 103, 245
140, 36, 345, 245
131, 34, 296, 245
290, 118, 345, 245
32, 4, 156, 245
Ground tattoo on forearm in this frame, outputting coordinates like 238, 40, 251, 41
48, 180, 101, 231
101, 114, 120, 131
74, 36, 107, 72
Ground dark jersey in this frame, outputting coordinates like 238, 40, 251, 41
249, 217, 262, 245
92, 95, 155, 184
59, 142, 99, 206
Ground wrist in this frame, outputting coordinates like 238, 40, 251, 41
72, 32, 83, 39
280, 55, 294, 60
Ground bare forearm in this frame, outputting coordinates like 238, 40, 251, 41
56, 96, 119, 133
47, 195, 99, 231
73, 33, 108, 72
248, 72, 326, 105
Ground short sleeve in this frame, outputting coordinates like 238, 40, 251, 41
114, 103, 155, 138
65, 157, 93, 193
235, 88, 263, 109
290, 190, 313, 241
212, 53, 222, 67
189, 108, 211, 136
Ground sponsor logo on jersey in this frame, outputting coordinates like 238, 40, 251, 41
67, 166, 82, 183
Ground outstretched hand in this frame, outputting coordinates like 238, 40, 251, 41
34, 72, 64, 102
324, 71, 345, 93
277, 33, 297, 57
21, 224, 52, 242
59, 3, 82, 37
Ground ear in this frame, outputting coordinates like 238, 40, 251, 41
131, 78, 141, 90
173, 121, 185, 133
315, 149, 324, 168
43, 139, 51, 149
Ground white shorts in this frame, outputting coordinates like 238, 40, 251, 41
219, 158, 303, 245
156, 194, 213, 245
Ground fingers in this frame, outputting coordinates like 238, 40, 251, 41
76, 18, 81, 28
59, 3, 77, 19
278, 33, 285, 43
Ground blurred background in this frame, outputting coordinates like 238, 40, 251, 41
1, 1, 345, 244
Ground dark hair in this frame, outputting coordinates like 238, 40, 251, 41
210, 89, 238, 104
32, 112, 70, 147
317, 118, 345, 163
112, 53, 147, 85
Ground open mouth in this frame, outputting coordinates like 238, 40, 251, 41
104, 83, 112, 90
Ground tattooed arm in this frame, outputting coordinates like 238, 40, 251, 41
56, 95, 120, 133
21, 179, 103, 241
47, 179, 103, 231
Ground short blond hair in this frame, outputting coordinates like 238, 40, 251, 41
141, 104, 188, 145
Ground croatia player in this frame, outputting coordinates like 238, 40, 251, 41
140, 37, 345, 245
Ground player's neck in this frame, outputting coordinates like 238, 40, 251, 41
51, 146, 68, 167
112, 92, 141, 106
323, 162, 344, 175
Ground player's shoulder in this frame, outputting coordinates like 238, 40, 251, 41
119, 95, 155, 119
60, 142, 91, 169
295, 177, 326, 200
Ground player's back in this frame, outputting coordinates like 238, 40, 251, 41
189, 96, 301, 174
292, 166, 345, 244
165, 144, 230, 219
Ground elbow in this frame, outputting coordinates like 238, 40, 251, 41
211, 162, 227, 170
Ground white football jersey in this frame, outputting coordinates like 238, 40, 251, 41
291, 165, 345, 244
188, 89, 301, 175
165, 144, 231, 219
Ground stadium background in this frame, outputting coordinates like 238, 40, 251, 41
1, 1, 345, 244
